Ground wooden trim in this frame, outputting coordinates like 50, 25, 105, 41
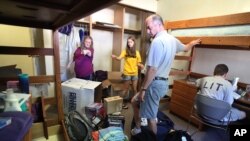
174, 55, 192, 61
62, 120, 71, 141
188, 47, 195, 72
176, 36, 250, 48
29, 75, 55, 83
196, 45, 250, 50
43, 97, 57, 105
169, 70, 190, 76
0, 46, 54, 55
111, 5, 124, 71
165, 12, 250, 29
0, 75, 54, 84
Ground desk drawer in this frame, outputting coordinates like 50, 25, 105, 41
172, 88, 197, 101
172, 83, 197, 100
171, 92, 194, 111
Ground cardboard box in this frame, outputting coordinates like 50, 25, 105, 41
61, 78, 101, 114
107, 71, 123, 83
104, 96, 123, 114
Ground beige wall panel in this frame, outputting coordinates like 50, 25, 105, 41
0, 25, 34, 75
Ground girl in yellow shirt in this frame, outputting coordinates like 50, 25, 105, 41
112, 36, 144, 109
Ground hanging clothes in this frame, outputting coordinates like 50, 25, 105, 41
59, 26, 85, 81
58, 23, 73, 35
79, 29, 84, 42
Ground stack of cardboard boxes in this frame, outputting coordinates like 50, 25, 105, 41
61, 72, 126, 129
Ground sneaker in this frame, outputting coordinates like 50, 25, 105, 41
155, 118, 158, 123
131, 127, 141, 136
141, 118, 148, 126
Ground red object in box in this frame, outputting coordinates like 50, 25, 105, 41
85, 103, 105, 119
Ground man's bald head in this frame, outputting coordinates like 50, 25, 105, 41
145, 14, 165, 37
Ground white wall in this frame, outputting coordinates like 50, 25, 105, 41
192, 48, 250, 83
157, 0, 250, 84
119, 0, 157, 12
157, 0, 250, 21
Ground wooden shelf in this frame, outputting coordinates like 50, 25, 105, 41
124, 28, 141, 34
92, 23, 122, 31
177, 36, 250, 48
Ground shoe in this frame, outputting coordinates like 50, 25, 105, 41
131, 127, 141, 136
141, 118, 148, 126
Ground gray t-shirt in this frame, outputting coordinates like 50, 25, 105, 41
196, 76, 234, 105
195, 76, 246, 121
146, 30, 185, 78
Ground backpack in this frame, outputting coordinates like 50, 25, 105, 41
94, 70, 108, 82
64, 111, 94, 141
164, 129, 193, 141
31, 98, 43, 122
131, 111, 174, 141
156, 111, 175, 141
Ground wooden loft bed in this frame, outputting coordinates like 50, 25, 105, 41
0, 0, 120, 29
165, 12, 250, 48
165, 12, 250, 88
0, 0, 120, 139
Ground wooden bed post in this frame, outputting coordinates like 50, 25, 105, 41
53, 30, 64, 122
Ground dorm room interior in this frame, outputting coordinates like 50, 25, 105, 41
0, 0, 249, 141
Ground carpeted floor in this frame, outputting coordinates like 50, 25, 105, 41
121, 100, 229, 141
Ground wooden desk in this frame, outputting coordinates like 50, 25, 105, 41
170, 79, 250, 126
233, 93, 250, 119
170, 80, 200, 126
235, 93, 250, 106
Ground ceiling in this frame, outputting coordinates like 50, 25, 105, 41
0, 0, 120, 30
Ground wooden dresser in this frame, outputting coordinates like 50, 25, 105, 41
169, 79, 200, 125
